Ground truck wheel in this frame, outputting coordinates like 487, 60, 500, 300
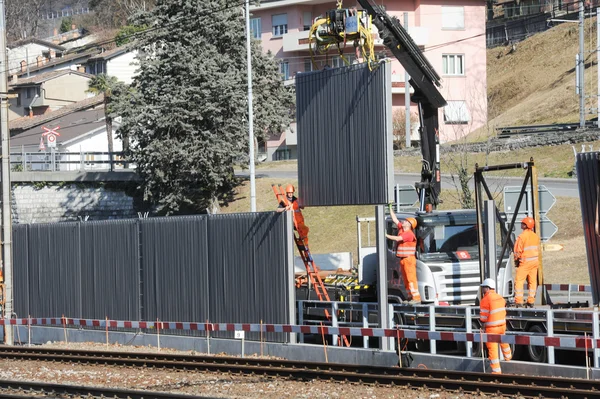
527, 324, 548, 363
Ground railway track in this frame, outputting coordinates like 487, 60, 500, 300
0, 346, 599, 398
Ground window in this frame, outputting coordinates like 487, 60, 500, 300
280, 61, 290, 80
26, 87, 38, 99
303, 11, 312, 31
272, 14, 288, 36
443, 100, 470, 124
331, 54, 356, 68
304, 59, 313, 72
442, 54, 464, 75
250, 17, 261, 39
442, 6, 464, 30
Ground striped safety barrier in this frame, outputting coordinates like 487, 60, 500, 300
543, 284, 591, 293
3, 317, 599, 350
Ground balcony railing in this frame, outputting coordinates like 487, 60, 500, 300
10, 151, 133, 172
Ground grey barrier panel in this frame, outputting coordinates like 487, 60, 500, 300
12, 225, 29, 318
576, 152, 600, 305
296, 62, 392, 206
80, 220, 140, 321
207, 212, 289, 342
26, 222, 82, 317
139, 216, 210, 336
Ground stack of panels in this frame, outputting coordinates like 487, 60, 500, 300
296, 62, 392, 206
576, 152, 600, 305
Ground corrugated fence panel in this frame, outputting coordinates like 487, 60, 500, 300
296, 62, 392, 206
139, 216, 209, 333
208, 212, 289, 341
576, 152, 600, 305
80, 220, 140, 321
26, 223, 81, 318
12, 225, 29, 317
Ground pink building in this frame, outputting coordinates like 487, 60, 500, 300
250, 0, 487, 161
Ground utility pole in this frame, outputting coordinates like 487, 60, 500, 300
0, 0, 13, 345
597, 7, 599, 126
579, 0, 585, 129
246, 0, 256, 212
404, 12, 411, 149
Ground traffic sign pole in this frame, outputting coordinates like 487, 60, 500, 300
531, 163, 545, 304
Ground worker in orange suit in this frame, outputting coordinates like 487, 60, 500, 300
386, 205, 420, 304
277, 184, 309, 248
480, 278, 512, 374
513, 216, 540, 308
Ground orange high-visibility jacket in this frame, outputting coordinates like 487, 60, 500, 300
279, 196, 306, 227
480, 290, 507, 329
514, 229, 540, 267
395, 224, 417, 258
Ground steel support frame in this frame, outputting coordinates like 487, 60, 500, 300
475, 160, 544, 303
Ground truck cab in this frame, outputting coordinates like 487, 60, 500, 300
358, 210, 514, 305
389, 210, 513, 305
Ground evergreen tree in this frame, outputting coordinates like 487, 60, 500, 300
115, 0, 294, 215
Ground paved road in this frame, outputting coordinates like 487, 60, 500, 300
243, 170, 580, 198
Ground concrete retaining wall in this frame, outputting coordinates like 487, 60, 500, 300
9, 183, 140, 224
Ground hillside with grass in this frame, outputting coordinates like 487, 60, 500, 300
487, 18, 598, 127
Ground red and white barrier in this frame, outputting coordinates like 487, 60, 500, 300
3, 317, 599, 350
543, 284, 591, 293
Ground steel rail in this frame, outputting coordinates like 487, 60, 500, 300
0, 347, 599, 398
0, 379, 209, 398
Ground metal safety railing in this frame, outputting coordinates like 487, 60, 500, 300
297, 300, 600, 367
9, 150, 132, 172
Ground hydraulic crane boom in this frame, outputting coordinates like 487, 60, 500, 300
356, 0, 447, 209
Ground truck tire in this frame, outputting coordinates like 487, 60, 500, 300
527, 324, 548, 363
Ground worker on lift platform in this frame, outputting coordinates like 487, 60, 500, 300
513, 216, 540, 308
277, 184, 310, 249
385, 204, 420, 304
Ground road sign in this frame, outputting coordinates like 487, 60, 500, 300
42, 126, 61, 149
503, 185, 557, 214
47, 134, 57, 148
394, 184, 418, 207
508, 213, 558, 242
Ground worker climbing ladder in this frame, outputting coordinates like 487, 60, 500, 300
272, 184, 350, 347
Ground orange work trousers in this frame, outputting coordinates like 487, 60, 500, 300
296, 223, 309, 248
400, 256, 420, 302
515, 262, 538, 305
485, 325, 512, 374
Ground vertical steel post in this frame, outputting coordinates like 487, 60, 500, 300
362, 302, 368, 348
531, 162, 544, 304
0, 0, 13, 345
580, 0, 586, 128
593, 310, 599, 368
286, 211, 296, 344
246, 0, 256, 212
547, 309, 555, 364
429, 305, 436, 354
376, 205, 391, 350
332, 302, 339, 346
466, 307, 473, 357
597, 8, 600, 126
484, 200, 497, 283
298, 301, 304, 344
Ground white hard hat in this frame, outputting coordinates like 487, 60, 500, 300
481, 278, 496, 290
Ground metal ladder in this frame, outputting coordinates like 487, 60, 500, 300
272, 184, 350, 347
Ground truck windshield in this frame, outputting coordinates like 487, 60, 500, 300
419, 224, 479, 260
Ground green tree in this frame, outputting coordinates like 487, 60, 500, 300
60, 16, 73, 33
115, 24, 147, 46
87, 74, 127, 171
114, 0, 294, 215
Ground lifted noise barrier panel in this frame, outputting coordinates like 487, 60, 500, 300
296, 62, 394, 206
